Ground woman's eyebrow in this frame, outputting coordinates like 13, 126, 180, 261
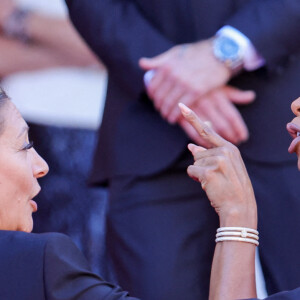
17, 126, 29, 139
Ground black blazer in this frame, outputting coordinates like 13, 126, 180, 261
0, 231, 138, 300
66, 0, 300, 185
1, 230, 298, 300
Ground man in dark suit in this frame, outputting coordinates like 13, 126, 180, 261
0, 230, 138, 300
66, 1, 300, 299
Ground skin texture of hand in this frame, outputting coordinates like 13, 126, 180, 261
179, 103, 257, 300
0, 0, 15, 29
139, 39, 232, 124
178, 85, 255, 145
179, 103, 257, 226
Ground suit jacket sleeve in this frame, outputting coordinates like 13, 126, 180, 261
225, 0, 300, 68
65, 0, 174, 97
43, 233, 139, 300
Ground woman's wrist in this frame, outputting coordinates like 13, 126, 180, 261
219, 203, 257, 229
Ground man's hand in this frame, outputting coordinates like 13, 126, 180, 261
179, 103, 257, 226
139, 39, 232, 124
178, 86, 255, 145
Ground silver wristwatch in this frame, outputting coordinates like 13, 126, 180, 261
213, 35, 244, 74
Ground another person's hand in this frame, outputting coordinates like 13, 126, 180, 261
0, 0, 16, 29
139, 39, 231, 124
179, 103, 257, 227
178, 86, 255, 145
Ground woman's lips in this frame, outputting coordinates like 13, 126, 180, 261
30, 186, 41, 213
30, 200, 38, 212
30, 188, 40, 213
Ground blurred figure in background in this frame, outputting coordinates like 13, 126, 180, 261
0, 0, 108, 275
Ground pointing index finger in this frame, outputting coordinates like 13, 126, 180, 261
178, 102, 227, 148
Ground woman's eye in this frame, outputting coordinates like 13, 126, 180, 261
22, 141, 34, 151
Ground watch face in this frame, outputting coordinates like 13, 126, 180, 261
213, 36, 243, 72
219, 36, 240, 59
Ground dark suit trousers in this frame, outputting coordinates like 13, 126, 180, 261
106, 149, 300, 300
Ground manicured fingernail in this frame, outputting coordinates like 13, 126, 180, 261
178, 103, 192, 116
187, 144, 193, 151
188, 143, 197, 152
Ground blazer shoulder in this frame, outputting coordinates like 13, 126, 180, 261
43, 231, 91, 273
0, 231, 67, 299
0, 230, 73, 264
0, 230, 69, 249
43, 232, 141, 300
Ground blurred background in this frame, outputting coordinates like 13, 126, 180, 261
0, 0, 108, 275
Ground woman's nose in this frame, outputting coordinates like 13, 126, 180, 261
291, 97, 300, 116
32, 149, 49, 178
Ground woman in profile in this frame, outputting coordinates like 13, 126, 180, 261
180, 99, 300, 300
0, 88, 137, 300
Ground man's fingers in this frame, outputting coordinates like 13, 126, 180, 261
212, 93, 248, 143
139, 51, 171, 70
167, 93, 196, 124
153, 79, 175, 112
179, 102, 227, 148
225, 86, 256, 105
218, 98, 249, 142
160, 85, 184, 120
147, 69, 167, 104
197, 99, 239, 144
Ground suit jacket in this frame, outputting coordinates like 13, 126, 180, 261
65, 0, 300, 185
0, 231, 138, 300
1, 230, 298, 300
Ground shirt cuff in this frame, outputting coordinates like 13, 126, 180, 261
217, 25, 265, 71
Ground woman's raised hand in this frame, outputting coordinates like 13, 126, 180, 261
179, 103, 257, 227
